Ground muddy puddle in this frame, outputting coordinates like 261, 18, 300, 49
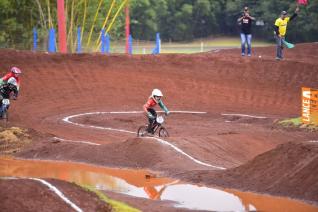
0, 157, 317, 211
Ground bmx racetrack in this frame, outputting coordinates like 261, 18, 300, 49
61, 110, 225, 169
0, 43, 318, 210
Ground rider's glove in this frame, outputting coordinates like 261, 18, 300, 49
165, 111, 170, 116
12, 95, 17, 100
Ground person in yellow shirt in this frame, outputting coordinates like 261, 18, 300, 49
274, 6, 300, 60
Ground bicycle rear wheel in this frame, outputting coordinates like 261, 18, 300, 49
137, 126, 148, 137
158, 127, 169, 137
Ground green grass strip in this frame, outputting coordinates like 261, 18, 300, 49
278, 117, 318, 130
79, 184, 141, 212
278, 117, 302, 126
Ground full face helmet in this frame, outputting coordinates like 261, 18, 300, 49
151, 89, 163, 103
11, 67, 22, 76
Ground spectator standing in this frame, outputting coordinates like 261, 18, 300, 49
237, 6, 255, 56
274, 6, 300, 60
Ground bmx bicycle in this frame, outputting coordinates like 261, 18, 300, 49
137, 115, 169, 137
0, 98, 10, 128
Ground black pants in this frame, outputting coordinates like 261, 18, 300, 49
147, 108, 157, 133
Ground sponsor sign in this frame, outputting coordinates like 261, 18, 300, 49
302, 87, 318, 125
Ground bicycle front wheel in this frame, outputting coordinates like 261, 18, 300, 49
137, 126, 148, 137
158, 127, 169, 137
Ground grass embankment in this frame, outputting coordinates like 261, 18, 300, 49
278, 117, 318, 131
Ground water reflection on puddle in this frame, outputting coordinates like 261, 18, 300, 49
0, 157, 317, 212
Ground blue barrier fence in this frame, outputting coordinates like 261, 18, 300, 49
101, 29, 106, 53
33, 28, 37, 51
39, 27, 164, 54
48, 28, 56, 52
77, 27, 81, 53
152, 33, 160, 55
128, 34, 132, 54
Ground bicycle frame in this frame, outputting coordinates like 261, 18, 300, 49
151, 122, 161, 134
137, 115, 169, 137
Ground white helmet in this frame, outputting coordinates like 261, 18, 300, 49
11, 67, 22, 74
151, 89, 163, 98
7, 77, 17, 87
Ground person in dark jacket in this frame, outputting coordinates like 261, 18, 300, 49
237, 6, 255, 56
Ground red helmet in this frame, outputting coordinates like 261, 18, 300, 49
11, 67, 22, 74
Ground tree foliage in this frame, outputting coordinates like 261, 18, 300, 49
0, 0, 317, 50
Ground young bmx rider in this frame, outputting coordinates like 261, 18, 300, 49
0, 67, 22, 93
0, 77, 19, 117
143, 89, 169, 134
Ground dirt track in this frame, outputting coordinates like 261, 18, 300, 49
1, 44, 318, 210
0, 178, 111, 211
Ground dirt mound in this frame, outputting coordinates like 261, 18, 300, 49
0, 127, 31, 154
17, 137, 204, 171
180, 142, 318, 204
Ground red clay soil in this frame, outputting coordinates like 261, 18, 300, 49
177, 141, 318, 204
0, 43, 318, 209
0, 178, 111, 212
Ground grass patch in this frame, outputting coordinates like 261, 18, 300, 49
278, 117, 318, 131
93, 37, 272, 54
190, 37, 271, 47
80, 184, 140, 212
278, 117, 302, 126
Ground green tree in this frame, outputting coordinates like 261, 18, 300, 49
130, 0, 164, 40
0, 0, 35, 49
193, 0, 217, 38
0, 0, 317, 50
